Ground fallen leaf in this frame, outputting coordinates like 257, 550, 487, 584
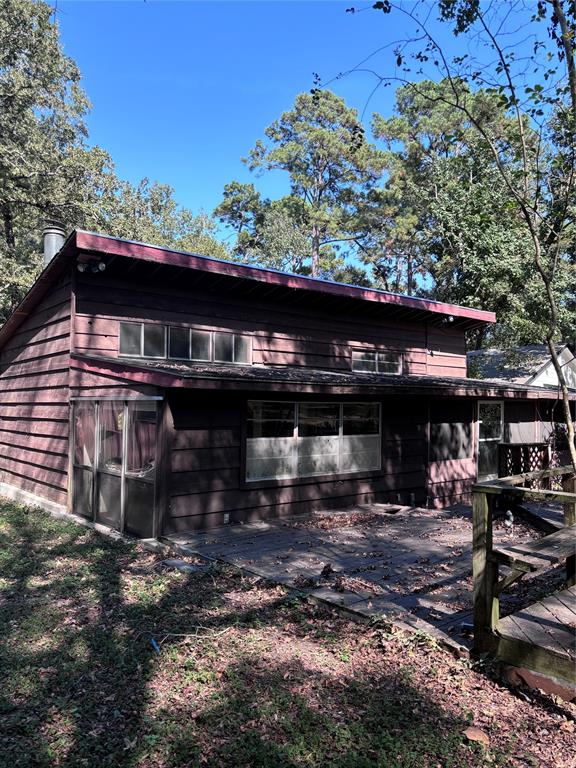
463, 726, 490, 746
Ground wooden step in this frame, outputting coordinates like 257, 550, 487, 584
494, 585, 576, 684
491, 524, 575, 572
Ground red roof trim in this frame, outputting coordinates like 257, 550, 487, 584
76, 230, 496, 324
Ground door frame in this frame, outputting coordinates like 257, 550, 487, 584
477, 400, 504, 481
70, 396, 163, 535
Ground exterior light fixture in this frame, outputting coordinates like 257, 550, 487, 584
77, 259, 106, 273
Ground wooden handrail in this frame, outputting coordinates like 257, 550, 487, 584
474, 464, 574, 489
472, 465, 576, 655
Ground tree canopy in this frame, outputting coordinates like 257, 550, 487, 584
217, 90, 385, 279
0, 0, 226, 323
356, 0, 576, 466
369, 79, 573, 348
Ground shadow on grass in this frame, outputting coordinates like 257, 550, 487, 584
0, 503, 512, 767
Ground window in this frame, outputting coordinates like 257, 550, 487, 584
377, 352, 402, 374
246, 401, 381, 481
191, 330, 211, 361
98, 402, 124, 474
119, 322, 250, 364
119, 323, 165, 358
126, 401, 157, 478
477, 401, 504, 480
246, 402, 296, 480
351, 349, 402, 374
169, 327, 190, 359
234, 335, 251, 364
119, 323, 142, 356
214, 332, 251, 364
214, 333, 233, 362
143, 325, 166, 358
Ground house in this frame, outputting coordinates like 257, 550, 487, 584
467, 345, 576, 389
0, 228, 573, 539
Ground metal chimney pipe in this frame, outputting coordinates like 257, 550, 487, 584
42, 222, 65, 266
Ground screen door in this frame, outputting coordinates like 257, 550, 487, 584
477, 401, 503, 480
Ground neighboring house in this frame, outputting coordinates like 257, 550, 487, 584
467, 345, 576, 389
0, 229, 573, 539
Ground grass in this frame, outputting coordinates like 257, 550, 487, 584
0, 500, 574, 768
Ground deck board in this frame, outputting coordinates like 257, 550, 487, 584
526, 601, 575, 657
497, 585, 576, 662
492, 524, 575, 572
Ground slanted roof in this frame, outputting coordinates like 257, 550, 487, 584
0, 229, 496, 351
71, 352, 575, 400
467, 345, 568, 384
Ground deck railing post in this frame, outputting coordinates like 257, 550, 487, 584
562, 473, 576, 587
472, 489, 496, 654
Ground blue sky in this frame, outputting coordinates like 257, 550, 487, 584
56, 0, 545, 229
57, 1, 454, 217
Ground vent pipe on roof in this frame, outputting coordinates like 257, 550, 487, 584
42, 222, 65, 267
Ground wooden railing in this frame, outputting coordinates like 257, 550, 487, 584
472, 466, 576, 668
497, 442, 549, 480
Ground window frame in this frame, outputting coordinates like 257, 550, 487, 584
119, 321, 252, 365
351, 348, 403, 375
213, 331, 252, 365
244, 400, 382, 484
142, 323, 167, 359
477, 400, 504, 481
190, 329, 213, 362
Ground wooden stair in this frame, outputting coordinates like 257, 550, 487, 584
490, 524, 576, 685
491, 524, 575, 572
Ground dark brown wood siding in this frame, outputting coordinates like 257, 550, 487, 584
164, 392, 435, 533
0, 280, 72, 505
504, 401, 538, 443
74, 272, 467, 377
69, 362, 160, 399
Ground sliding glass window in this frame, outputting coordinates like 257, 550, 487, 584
246, 401, 381, 481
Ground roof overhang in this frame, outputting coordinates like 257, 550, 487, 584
0, 228, 496, 352
74, 230, 496, 325
71, 353, 575, 400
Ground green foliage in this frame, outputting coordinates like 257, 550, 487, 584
0, 0, 226, 324
87, 176, 229, 259
217, 90, 385, 279
369, 79, 574, 346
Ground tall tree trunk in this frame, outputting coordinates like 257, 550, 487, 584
531, 234, 576, 471
311, 224, 320, 277
406, 253, 414, 295
547, 0, 576, 471
2, 203, 15, 252
474, 326, 486, 351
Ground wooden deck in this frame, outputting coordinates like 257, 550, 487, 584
164, 503, 482, 654
473, 470, 576, 689
495, 586, 576, 684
